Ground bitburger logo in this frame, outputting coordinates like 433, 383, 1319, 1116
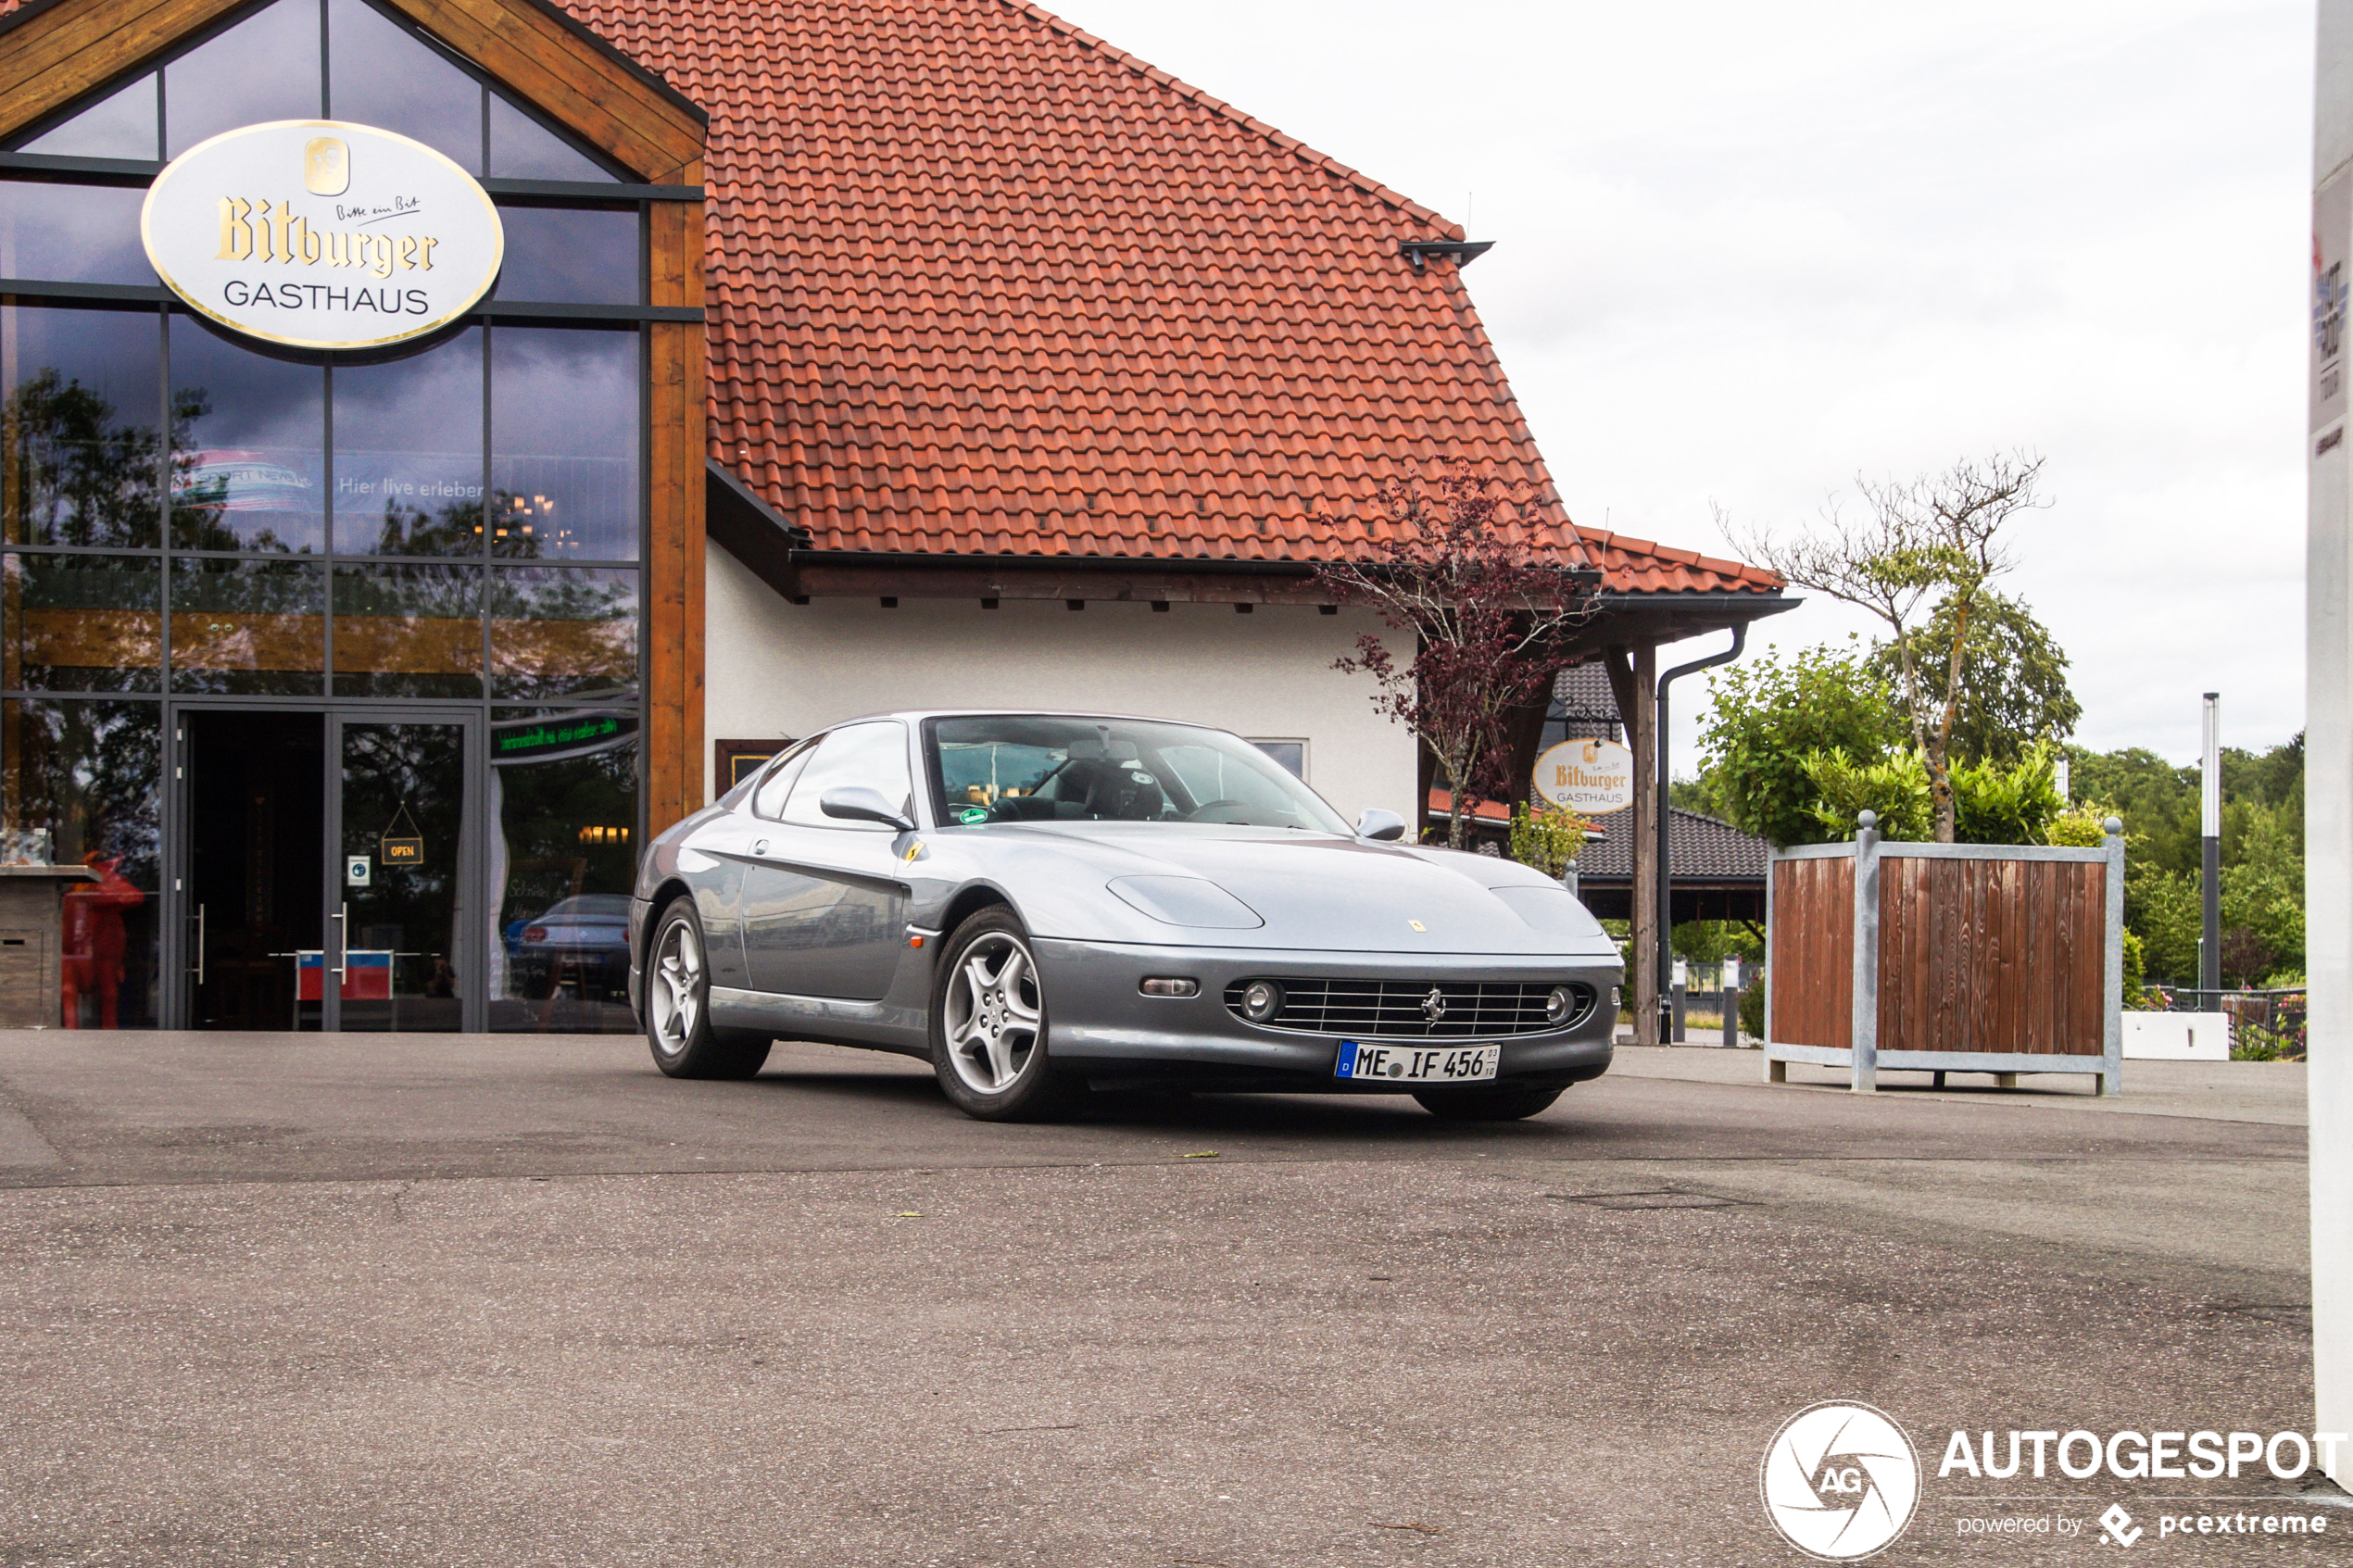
1760, 1401, 1921, 1561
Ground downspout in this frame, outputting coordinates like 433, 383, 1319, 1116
1655, 624, 1747, 1038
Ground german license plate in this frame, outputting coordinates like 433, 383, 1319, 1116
1334, 1041, 1499, 1083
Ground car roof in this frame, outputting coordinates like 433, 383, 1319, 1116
817, 709, 1231, 732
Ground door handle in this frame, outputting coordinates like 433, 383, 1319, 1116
193, 903, 206, 984
333, 902, 348, 981
752, 839, 771, 857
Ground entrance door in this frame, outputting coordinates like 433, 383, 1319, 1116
179, 707, 480, 1030
330, 714, 476, 1032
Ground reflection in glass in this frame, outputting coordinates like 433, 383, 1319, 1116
487, 94, 615, 182
3, 305, 162, 547
169, 558, 324, 693
489, 568, 636, 698
327, 0, 482, 171
0, 182, 154, 285
164, 0, 323, 157
169, 317, 325, 551
333, 561, 482, 696
17, 74, 158, 160
339, 720, 468, 1030
490, 327, 638, 559
0, 697, 161, 1028
2, 554, 162, 691
331, 329, 484, 555
491, 207, 640, 305
488, 709, 638, 1032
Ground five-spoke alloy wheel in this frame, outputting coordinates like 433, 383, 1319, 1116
644, 898, 771, 1079
929, 907, 1080, 1120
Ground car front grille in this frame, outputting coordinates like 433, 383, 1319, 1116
1224, 978, 1596, 1037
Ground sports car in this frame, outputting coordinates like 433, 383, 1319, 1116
628, 711, 1622, 1121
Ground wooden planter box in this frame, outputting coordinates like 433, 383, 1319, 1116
1764, 814, 2126, 1094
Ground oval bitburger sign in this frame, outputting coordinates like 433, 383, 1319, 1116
141, 119, 504, 351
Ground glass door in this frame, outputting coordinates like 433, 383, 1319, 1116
326, 712, 479, 1032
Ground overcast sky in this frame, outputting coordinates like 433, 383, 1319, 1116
1046, 0, 2314, 776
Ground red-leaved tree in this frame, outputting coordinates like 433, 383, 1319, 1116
1314, 468, 1595, 851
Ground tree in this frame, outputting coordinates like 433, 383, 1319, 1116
1314, 468, 1593, 851
1725, 453, 2049, 841
1692, 637, 1906, 847
1869, 590, 2081, 764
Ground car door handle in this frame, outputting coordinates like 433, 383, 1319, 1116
752, 839, 771, 857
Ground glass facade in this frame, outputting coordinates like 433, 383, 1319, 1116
0, 0, 649, 1031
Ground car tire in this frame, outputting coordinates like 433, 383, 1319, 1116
644, 897, 771, 1080
929, 907, 1082, 1122
1412, 1085, 1564, 1121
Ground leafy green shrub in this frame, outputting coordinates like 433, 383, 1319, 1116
1800, 746, 1932, 840
1738, 980, 1765, 1042
1508, 800, 1589, 880
1951, 743, 2063, 844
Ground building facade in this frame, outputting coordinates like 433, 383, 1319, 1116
1, 0, 1788, 1037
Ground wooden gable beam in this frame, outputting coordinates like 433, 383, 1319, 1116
0, 0, 706, 183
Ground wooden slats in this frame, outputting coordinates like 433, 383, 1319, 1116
1872, 856, 2108, 1056
1769, 857, 1854, 1050
0, 0, 244, 133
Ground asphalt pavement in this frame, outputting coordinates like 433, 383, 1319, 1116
0, 1031, 2334, 1566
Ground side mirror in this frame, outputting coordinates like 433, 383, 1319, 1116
820, 786, 916, 833
1355, 808, 1407, 842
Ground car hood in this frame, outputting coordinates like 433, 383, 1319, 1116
982, 823, 1617, 958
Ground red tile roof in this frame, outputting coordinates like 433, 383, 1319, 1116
571, 0, 1778, 593
0, 0, 1780, 595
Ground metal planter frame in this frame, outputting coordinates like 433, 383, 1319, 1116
1763, 815, 2127, 1095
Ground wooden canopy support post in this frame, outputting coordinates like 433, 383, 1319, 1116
1603, 643, 1659, 1044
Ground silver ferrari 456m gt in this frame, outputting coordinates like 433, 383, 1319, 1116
629, 711, 1622, 1122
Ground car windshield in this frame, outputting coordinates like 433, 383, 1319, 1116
925, 715, 1353, 833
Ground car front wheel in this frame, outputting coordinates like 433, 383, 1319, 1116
929, 908, 1082, 1122
645, 898, 771, 1080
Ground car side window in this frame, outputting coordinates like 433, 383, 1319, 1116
780, 721, 913, 830
749, 742, 815, 822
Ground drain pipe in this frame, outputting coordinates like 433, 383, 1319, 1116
1655, 624, 1747, 1041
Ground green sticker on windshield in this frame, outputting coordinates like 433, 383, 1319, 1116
959, 807, 988, 824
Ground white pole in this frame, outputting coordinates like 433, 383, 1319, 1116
2201, 693, 2221, 995
2306, 0, 2353, 1483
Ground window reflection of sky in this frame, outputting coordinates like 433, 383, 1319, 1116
170, 318, 325, 551
164, 0, 321, 157
17, 73, 157, 160
0, 183, 153, 286
333, 329, 484, 555
491, 328, 638, 560
492, 208, 640, 305
327, 0, 482, 171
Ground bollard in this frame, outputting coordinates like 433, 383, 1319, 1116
1724, 984, 1741, 1048
1670, 957, 1688, 1043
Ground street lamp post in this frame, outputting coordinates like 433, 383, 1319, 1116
2201, 692, 2221, 998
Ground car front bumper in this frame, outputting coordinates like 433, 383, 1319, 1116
1032, 936, 1619, 1091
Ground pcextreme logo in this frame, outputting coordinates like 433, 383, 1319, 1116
1760, 1401, 1922, 1561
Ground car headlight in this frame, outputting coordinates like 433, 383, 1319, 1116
1239, 979, 1285, 1022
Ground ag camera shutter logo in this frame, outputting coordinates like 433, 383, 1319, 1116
1759, 1401, 1920, 1561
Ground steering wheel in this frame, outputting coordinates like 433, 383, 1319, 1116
1186, 799, 1253, 821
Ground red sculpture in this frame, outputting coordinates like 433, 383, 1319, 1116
61, 853, 145, 1030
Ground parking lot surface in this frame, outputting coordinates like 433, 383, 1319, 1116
0, 1032, 2333, 1566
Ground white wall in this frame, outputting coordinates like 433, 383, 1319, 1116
704, 546, 1419, 825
